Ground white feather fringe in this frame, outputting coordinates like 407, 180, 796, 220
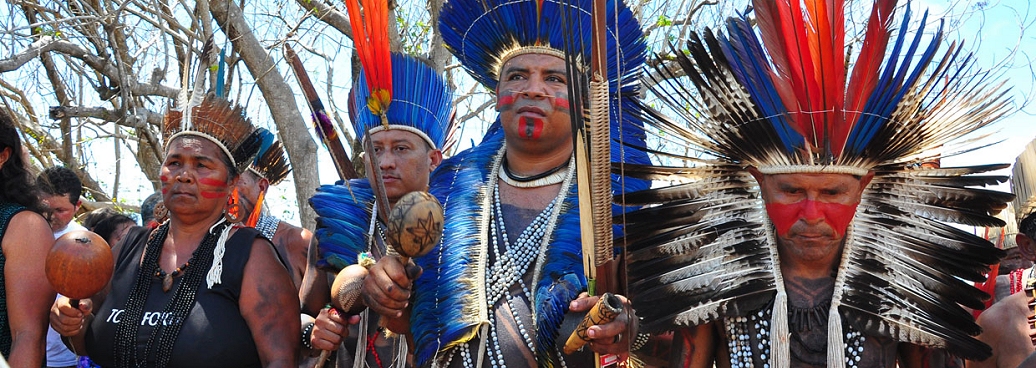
206, 220, 232, 289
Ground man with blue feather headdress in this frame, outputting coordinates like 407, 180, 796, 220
305, 52, 455, 367
359, 0, 658, 365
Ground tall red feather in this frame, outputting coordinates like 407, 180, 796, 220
844, 0, 896, 150
756, 0, 894, 156
346, 0, 393, 119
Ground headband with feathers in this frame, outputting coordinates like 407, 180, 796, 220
248, 128, 291, 186
162, 94, 262, 175
349, 53, 456, 150
439, 0, 644, 92
621, 0, 1013, 366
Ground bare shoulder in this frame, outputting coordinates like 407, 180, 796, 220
8, 210, 49, 234
979, 292, 1032, 324
3, 211, 52, 250
275, 222, 312, 248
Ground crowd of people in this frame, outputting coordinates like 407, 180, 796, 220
0, 0, 1031, 367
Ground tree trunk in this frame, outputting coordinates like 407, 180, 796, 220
209, 0, 319, 230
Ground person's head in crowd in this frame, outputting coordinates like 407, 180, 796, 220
0, 110, 42, 213
1011, 212, 1036, 271
91, 213, 135, 247
82, 207, 121, 230
36, 166, 83, 232
139, 192, 163, 228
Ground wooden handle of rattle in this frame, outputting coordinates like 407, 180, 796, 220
563, 293, 624, 354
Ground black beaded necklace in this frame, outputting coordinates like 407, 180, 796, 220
501, 155, 568, 182
113, 220, 227, 368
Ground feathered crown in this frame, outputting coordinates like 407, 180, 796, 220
439, 0, 645, 92
248, 128, 291, 186
349, 54, 456, 150
162, 94, 262, 175
622, 0, 1014, 365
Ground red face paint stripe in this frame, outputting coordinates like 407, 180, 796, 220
197, 178, 229, 187
554, 97, 570, 110
765, 200, 859, 237
519, 116, 544, 139
497, 95, 516, 111
199, 191, 226, 199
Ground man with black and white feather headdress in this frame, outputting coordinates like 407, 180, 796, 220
618, 0, 1015, 367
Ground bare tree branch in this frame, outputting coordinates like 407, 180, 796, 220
48, 105, 163, 128
210, 0, 320, 229
293, 0, 353, 39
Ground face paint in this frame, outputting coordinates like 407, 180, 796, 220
159, 175, 170, 194
553, 93, 570, 113
497, 93, 517, 111
519, 116, 544, 139
197, 178, 229, 187
199, 191, 226, 199
197, 178, 230, 199
765, 199, 859, 237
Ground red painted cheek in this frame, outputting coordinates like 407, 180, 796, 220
199, 191, 226, 199
553, 97, 570, 112
497, 95, 516, 111
518, 116, 544, 139
196, 178, 229, 199
197, 178, 229, 187
765, 200, 859, 237
159, 175, 171, 194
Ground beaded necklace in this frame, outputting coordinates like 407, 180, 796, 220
154, 261, 189, 293
498, 155, 569, 188
254, 213, 279, 240
723, 303, 866, 368
113, 220, 228, 368
445, 151, 575, 368
483, 182, 558, 367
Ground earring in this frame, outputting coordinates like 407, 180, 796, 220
225, 187, 242, 222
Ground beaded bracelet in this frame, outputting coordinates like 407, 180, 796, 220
630, 332, 650, 351
301, 322, 316, 350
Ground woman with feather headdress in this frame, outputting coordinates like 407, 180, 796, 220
620, 0, 1014, 367
49, 94, 301, 368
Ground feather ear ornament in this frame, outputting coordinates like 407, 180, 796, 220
623, 0, 1014, 366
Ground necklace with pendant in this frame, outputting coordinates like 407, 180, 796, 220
154, 261, 190, 292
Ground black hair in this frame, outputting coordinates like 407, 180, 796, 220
0, 110, 43, 213
37, 166, 83, 204
1020, 211, 1036, 240
82, 207, 122, 230
140, 192, 163, 225
92, 213, 136, 246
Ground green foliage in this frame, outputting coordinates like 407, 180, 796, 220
656, 15, 672, 27
397, 13, 432, 55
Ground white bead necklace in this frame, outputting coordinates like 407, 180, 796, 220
484, 181, 558, 367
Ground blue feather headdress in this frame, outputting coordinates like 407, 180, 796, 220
439, 0, 644, 93
622, 0, 1014, 366
349, 53, 455, 150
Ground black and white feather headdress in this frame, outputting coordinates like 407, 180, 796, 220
622, 0, 1014, 365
